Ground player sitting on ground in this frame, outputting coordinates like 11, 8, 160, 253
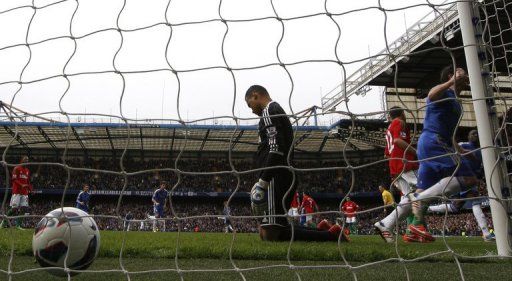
427, 129, 495, 242
246, 85, 348, 242
1, 155, 33, 229
408, 66, 478, 241
152, 181, 169, 232
374, 106, 424, 243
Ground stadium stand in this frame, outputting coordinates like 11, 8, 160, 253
13, 197, 492, 237
0, 120, 494, 238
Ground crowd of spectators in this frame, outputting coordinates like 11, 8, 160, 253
425, 212, 493, 236
11, 197, 491, 237
18, 198, 258, 233
1, 156, 490, 237
0, 157, 390, 194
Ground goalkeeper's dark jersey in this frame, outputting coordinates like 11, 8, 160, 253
255, 101, 293, 182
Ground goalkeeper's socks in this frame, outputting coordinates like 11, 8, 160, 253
317, 219, 332, 231
291, 225, 349, 242
328, 224, 341, 236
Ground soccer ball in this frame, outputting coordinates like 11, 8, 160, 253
32, 207, 100, 276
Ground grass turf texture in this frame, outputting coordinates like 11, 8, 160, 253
1, 229, 511, 280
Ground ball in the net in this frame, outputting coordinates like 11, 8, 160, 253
32, 207, 100, 276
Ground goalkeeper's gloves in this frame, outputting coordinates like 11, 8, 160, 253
250, 179, 269, 216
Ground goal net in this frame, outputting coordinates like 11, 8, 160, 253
0, 0, 511, 280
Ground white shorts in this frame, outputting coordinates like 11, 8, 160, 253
10, 194, 29, 208
288, 208, 299, 217
395, 170, 418, 195
346, 217, 356, 224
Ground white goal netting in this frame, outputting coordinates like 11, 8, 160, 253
0, 0, 511, 280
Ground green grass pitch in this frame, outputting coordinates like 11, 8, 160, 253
1, 229, 511, 280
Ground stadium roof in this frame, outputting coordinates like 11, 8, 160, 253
0, 120, 381, 154
322, 0, 512, 111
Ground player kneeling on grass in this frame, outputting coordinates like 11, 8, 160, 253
246, 85, 348, 242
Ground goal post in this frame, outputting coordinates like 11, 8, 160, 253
457, 0, 512, 256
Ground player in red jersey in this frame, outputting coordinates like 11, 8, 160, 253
374, 106, 428, 243
384, 106, 419, 180
341, 197, 359, 234
300, 192, 319, 227
1, 155, 33, 229
288, 191, 301, 223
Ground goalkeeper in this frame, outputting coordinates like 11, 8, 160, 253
245, 85, 348, 242
245, 85, 295, 227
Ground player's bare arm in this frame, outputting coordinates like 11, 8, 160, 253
394, 138, 417, 157
428, 78, 454, 101
428, 67, 467, 101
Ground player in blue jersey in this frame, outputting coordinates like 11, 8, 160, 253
222, 201, 234, 233
408, 66, 479, 241
76, 184, 91, 213
428, 129, 495, 241
152, 181, 169, 232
